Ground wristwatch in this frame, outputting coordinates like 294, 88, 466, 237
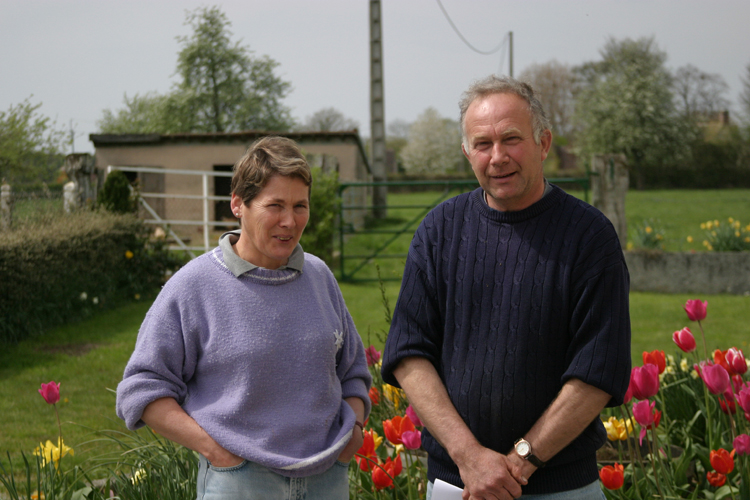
514, 438, 546, 468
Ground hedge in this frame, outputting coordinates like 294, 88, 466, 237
0, 210, 185, 343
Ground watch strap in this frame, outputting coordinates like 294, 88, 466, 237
525, 453, 546, 468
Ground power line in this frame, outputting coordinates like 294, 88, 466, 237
435, 0, 507, 55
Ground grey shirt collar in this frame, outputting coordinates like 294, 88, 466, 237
218, 230, 305, 277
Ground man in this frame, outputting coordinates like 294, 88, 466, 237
381, 75, 631, 500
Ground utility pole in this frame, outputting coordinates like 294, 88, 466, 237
508, 31, 513, 78
369, 0, 387, 218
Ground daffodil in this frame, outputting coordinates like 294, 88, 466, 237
680, 358, 690, 372
687, 236, 693, 243
34, 438, 74, 469
131, 467, 147, 485
125, 250, 134, 259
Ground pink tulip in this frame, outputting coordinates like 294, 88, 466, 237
684, 299, 707, 321
702, 363, 730, 395
405, 405, 423, 427
725, 348, 747, 375
631, 364, 660, 400
633, 400, 661, 445
738, 387, 750, 414
38, 381, 60, 405
401, 430, 422, 450
365, 346, 381, 367
672, 327, 696, 353
734, 434, 750, 456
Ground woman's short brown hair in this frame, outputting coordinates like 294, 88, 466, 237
231, 136, 312, 206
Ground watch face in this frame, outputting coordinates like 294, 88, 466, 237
516, 441, 530, 456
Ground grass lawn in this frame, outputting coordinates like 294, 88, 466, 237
2, 188, 749, 480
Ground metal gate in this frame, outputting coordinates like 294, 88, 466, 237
337, 178, 589, 282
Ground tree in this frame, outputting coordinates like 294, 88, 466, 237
0, 97, 67, 184
98, 5, 293, 134
296, 107, 359, 132
518, 60, 577, 140
97, 92, 190, 134
573, 37, 693, 188
672, 64, 730, 120
399, 108, 465, 174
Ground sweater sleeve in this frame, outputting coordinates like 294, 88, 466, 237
562, 218, 632, 407
115, 286, 197, 429
381, 223, 444, 388
329, 272, 373, 420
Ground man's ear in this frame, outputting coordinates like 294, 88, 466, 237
461, 143, 469, 160
539, 130, 552, 161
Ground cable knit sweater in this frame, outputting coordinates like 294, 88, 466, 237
382, 185, 631, 494
116, 243, 371, 478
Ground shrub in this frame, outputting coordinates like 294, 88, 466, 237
0, 210, 186, 343
96, 170, 136, 214
300, 167, 340, 265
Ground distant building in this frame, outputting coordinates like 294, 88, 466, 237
90, 130, 372, 242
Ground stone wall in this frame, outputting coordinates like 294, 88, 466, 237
625, 251, 750, 295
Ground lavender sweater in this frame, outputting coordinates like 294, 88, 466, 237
116, 240, 371, 478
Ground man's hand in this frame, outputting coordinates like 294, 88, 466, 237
455, 442, 525, 500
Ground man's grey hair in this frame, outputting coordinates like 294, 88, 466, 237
459, 75, 551, 146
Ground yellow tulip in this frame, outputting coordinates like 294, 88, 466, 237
603, 416, 632, 441
34, 438, 74, 469
125, 250, 134, 259
382, 383, 405, 410
686, 236, 693, 243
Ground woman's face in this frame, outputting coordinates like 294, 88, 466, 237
230, 175, 309, 269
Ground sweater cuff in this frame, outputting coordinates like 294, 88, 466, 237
341, 377, 372, 420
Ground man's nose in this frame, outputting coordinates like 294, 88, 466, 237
490, 142, 509, 164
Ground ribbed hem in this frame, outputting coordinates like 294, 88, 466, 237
427, 453, 600, 495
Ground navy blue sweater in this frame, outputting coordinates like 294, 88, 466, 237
382, 186, 631, 494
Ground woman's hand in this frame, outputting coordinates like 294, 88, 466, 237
337, 425, 365, 463
205, 446, 245, 468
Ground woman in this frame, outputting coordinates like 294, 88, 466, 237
116, 136, 371, 500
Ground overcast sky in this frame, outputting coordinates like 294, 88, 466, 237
2, 0, 749, 154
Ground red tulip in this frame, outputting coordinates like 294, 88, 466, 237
733, 434, 750, 456
684, 299, 707, 321
405, 405, 423, 427
720, 396, 737, 415
642, 350, 666, 374
38, 381, 60, 405
710, 448, 735, 474
599, 463, 624, 490
369, 387, 380, 405
383, 415, 415, 446
702, 363, 730, 395
672, 327, 696, 353
707, 471, 727, 487
365, 346, 381, 367
631, 364, 660, 400
356, 431, 378, 472
725, 348, 747, 375
371, 455, 402, 490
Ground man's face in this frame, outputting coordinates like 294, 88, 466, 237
462, 93, 552, 212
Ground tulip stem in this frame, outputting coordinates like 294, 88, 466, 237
53, 403, 63, 468
698, 320, 708, 361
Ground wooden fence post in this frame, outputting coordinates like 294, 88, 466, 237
1, 182, 11, 231
591, 154, 629, 249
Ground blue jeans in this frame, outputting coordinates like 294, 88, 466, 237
197, 455, 350, 500
426, 479, 605, 500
